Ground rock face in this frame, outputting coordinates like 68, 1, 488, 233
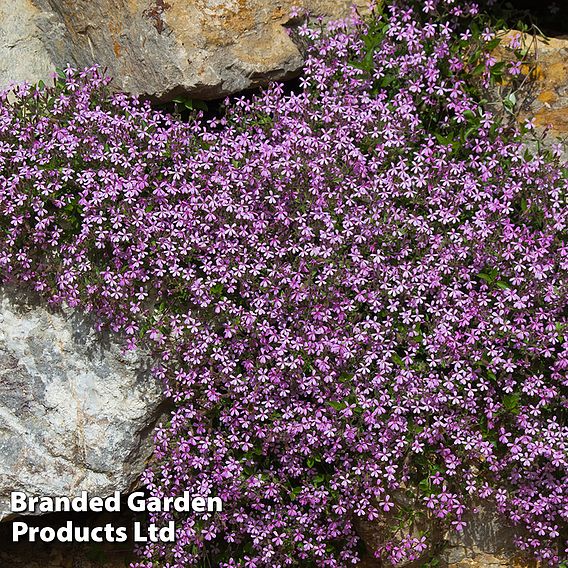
520, 33, 568, 137
357, 505, 536, 568
496, 30, 568, 138
0, 0, 367, 99
0, 0, 55, 88
0, 288, 164, 520
439, 507, 536, 568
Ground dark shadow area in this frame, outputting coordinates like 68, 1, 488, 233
149, 75, 304, 123
0, 498, 144, 568
483, 0, 568, 36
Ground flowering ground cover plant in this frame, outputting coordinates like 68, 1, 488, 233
0, 0, 567, 565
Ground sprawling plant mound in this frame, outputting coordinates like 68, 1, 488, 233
0, 0, 566, 566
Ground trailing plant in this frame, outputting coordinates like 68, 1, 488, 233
0, 1, 566, 566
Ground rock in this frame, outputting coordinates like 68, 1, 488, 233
495, 30, 568, 138
0, 0, 368, 99
0, 287, 165, 520
438, 507, 536, 568
356, 504, 536, 568
0, 0, 55, 89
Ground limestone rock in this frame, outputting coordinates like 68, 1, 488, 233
439, 507, 537, 568
0, 0, 55, 88
0, 287, 165, 520
0, 0, 368, 99
356, 505, 536, 568
496, 30, 568, 138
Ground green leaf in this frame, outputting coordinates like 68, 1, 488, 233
472, 62, 486, 76
477, 272, 493, 283
503, 392, 521, 414
463, 110, 477, 122
313, 475, 324, 486
381, 74, 396, 88
210, 283, 224, 296
290, 486, 302, 500
490, 61, 507, 76
435, 132, 453, 146
485, 37, 501, 51
173, 97, 208, 112
464, 125, 479, 141
392, 353, 405, 367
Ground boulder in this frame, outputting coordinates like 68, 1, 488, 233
0, 0, 55, 88
0, 0, 368, 99
438, 507, 537, 568
356, 504, 536, 568
495, 30, 568, 138
0, 287, 165, 520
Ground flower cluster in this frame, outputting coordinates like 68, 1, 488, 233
0, 0, 566, 566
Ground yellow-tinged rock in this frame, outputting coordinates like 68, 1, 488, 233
21, 0, 371, 100
496, 30, 568, 137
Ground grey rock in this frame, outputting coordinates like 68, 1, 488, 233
0, 0, 55, 89
356, 502, 535, 567
0, 287, 165, 520
438, 506, 535, 567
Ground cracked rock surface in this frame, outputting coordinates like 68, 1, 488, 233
0, 0, 55, 88
0, 0, 368, 99
0, 287, 164, 520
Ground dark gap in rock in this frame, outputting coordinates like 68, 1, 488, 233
484, 0, 568, 36
147, 75, 304, 123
